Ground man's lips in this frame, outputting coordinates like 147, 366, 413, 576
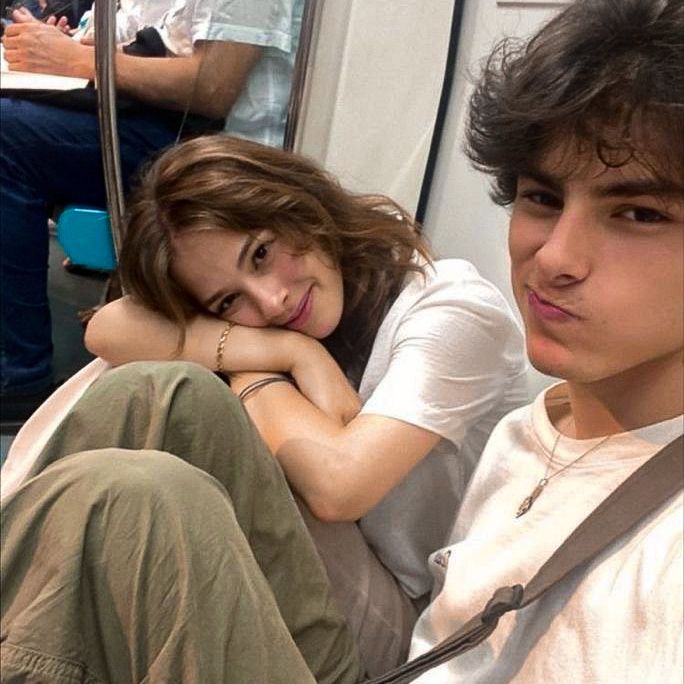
285, 287, 313, 330
526, 287, 579, 321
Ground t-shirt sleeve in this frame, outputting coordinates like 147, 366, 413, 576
191, 0, 298, 51
361, 275, 524, 448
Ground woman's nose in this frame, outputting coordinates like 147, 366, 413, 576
254, 281, 289, 323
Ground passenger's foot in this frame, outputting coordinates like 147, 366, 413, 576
62, 257, 109, 279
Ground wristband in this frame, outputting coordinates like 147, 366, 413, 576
238, 376, 295, 402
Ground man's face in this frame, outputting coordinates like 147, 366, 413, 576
509, 141, 683, 388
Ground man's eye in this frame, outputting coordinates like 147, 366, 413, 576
521, 190, 562, 209
620, 206, 668, 223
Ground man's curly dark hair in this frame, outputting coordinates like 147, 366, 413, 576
465, 0, 684, 206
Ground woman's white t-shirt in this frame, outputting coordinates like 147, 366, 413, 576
358, 259, 529, 598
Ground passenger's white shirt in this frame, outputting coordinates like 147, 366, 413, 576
75, 1, 170, 44
159, 0, 303, 146
358, 259, 529, 598
409, 383, 684, 683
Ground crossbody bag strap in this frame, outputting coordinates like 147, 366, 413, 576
367, 434, 683, 684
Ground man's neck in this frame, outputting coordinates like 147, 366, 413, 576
555, 355, 683, 439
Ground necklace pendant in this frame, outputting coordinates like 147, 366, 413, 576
515, 478, 548, 518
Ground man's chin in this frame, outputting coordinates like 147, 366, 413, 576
525, 339, 574, 381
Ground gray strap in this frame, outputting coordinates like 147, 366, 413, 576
367, 434, 683, 684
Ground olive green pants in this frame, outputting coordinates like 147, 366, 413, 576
0, 362, 362, 684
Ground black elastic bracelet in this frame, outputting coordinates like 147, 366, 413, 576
238, 376, 294, 402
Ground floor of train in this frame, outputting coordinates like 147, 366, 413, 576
1, 236, 107, 462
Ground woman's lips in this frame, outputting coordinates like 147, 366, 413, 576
285, 287, 313, 331
526, 288, 577, 322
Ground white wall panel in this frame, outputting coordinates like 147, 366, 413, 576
296, 0, 453, 214
422, 0, 565, 392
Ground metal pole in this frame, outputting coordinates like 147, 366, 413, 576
94, 0, 126, 262
283, 0, 318, 151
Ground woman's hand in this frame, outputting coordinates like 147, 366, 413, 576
86, 296, 360, 425
285, 335, 361, 426
229, 338, 361, 426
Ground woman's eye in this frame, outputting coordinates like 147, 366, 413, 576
217, 294, 238, 315
252, 242, 270, 266
619, 206, 668, 223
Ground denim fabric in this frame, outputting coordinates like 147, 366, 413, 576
0, 98, 177, 395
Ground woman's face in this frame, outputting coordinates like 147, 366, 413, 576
170, 228, 345, 339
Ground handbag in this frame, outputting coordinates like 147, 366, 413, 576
367, 434, 684, 684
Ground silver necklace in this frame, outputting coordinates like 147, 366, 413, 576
515, 432, 613, 518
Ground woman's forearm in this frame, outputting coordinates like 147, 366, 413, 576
85, 296, 331, 378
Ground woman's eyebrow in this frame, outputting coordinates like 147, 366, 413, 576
236, 234, 257, 269
202, 234, 257, 309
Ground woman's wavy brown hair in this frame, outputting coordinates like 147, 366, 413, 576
466, 0, 684, 205
120, 135, 431, 385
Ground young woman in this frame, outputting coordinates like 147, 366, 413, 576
82, 134, 528, 673
5, 135, 528, 678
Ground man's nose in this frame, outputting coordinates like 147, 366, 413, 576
535, 207, 593, 286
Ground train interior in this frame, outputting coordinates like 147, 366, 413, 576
0, 0, 565, 456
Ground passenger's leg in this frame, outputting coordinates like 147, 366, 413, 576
0, 99, 175, 398
298, 502, 421, 677
1, 448, 317, 683
24, 361, 362, 684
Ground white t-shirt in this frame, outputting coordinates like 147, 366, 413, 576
158, 0, 303, 146
358, 259, 529, 598
409, 383, 684, 683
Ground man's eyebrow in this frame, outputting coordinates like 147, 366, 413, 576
593, 179, 684, 200
202, 234, 255, 309
517, 168, 564, 193
519, 167, 684, 200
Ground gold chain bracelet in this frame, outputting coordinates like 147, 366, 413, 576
215, 322, 235, 374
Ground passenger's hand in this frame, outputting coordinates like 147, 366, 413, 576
10, 7, 39, 23
45, 15, 72, 34
3, 22, 92, 78
79, 30, 95, 45
288, 337, 362, 426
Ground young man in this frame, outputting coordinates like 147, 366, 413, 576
408, 0, 683, 680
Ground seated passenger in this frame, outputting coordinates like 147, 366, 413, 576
0, 0, 302, 419
408, 0, 683, 680
10, 0, 168, 44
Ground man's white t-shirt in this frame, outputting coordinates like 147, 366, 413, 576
409, 383, 683, 682
358, 259, 529, 599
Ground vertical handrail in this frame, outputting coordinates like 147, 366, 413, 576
94, 0, 126, 265
283, 0, 317, 151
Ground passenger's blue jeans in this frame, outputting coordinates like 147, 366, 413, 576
0, 97, 178, 395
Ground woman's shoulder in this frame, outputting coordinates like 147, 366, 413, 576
407, 258, 519, 321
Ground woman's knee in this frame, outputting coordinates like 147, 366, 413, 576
94, 360, 240, 412
45, 447, 218, 508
